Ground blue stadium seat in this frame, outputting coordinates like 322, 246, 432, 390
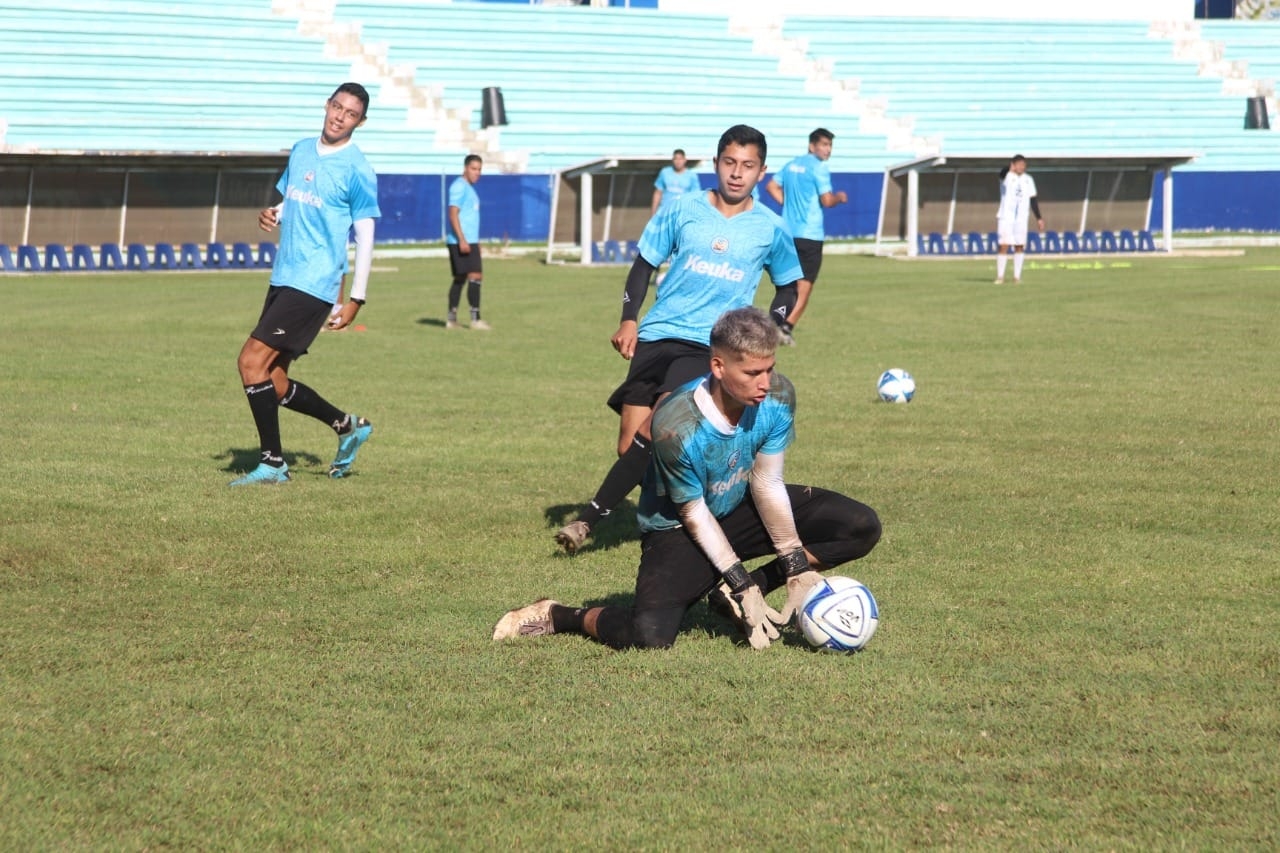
916, 234, 928, 255
1118, 229, 1136, 251
179, 243, 204, 268
1080, 230, 1099, 252
153, 243, 178, 269
257, 242, 276, 267
967, 231, 986, 254
44, 244, 70, 271
126, 243, 151, 270
100, 243, 125, 270
987, 232, 999, 253
71, 244, 96, 270
206, 242, 229, 268
947, 232, 966, 254
1137, 230, 1156, 251
927, 232, 946, 254
0, 245, 14, 272
230, 242, 255, 267
1043, 230, 1061, 253
1026, 232, 1043, 254
1061, 231, 1080, 253
1099, 230, 1118, 252
17, 245, 40, 271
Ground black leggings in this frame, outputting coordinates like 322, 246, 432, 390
594, 485, 881, 649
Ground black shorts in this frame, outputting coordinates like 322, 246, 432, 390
597, 485, 881, 649
448, 243, 483, 278
249, 285, 332, 358
793, 237, 824, 285
606, 338, 710, 414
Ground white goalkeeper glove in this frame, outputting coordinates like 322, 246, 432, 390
722, 562, 782, 650
772, 548, 823, 627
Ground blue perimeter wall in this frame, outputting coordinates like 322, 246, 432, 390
376, 171, 1280, 243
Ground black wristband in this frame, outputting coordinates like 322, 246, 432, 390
350, 298, 365, 305
779, 548, 809, 577
721, 561, 753, 594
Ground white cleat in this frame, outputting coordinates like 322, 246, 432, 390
492, 599, 559, 640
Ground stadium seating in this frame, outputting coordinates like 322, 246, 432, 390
1137, 230, 1157, 251
1043, 231, 1062, 253
43, 244, 70, 271
1099, 231, 1118, 252
1081, 231, 1100, 252
967, 232, 986, 254
1062, 231, 1081, 253
100, 244, 125, 270
71, 244, 96, 270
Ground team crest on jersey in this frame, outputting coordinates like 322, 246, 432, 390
305, 171, 315, 183
711, 236, 729, 254
727, 449, 741, 471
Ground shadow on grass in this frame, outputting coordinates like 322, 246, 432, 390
416, 317, 448, 328
575, 588, 809, 649
542, 500, 641, 555
217, 447, 325, 475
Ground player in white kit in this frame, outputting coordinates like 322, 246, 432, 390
995, 155, 1044, 284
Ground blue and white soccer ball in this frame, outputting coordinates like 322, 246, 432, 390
877, 368, 915, 404
798, 575, 880, 652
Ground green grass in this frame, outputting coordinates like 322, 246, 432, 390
2, 251, 1278, 849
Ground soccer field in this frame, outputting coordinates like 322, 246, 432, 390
3, 250, 1277, 848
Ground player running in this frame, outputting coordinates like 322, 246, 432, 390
995, 154, 1045, 284
498, 307, 881, 649
554, 124, 810, 555
230, 82, 380, 486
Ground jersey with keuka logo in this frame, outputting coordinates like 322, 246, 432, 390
634, 191, 803, 346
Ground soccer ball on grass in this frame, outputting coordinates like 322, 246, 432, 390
798, 575, 879, 652
877, 368, 915, 403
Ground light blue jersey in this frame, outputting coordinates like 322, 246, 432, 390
636, 192, 803, 346
776, 152, 833, 241
639, 373, 796, 533
447, 176, 480, 244
271, 138, 380, 305
654, 165, 701, 211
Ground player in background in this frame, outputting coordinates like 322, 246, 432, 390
446, 154, 490, 330
995, 154, 1044, 284
765, 127, 847, 346
498, 307, 881, 649
553, 124, 809, 555
650, 148, 701, 216
230, 82, 380, 486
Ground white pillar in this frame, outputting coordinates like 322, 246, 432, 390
579, 172, 593, 265
906, 169, 919, 257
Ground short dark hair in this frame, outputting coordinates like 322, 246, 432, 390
1012, 154, 1026, 163
672, 148, 686, 157
464, 154, 483, 167
809, 127, 834, 145
716, 125, 766, 162
332, 82, 371, 118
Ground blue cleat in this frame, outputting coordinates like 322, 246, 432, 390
229, 462, 291, 486
329, 416, 372, 479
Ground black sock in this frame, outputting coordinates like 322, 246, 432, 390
244, 380, 284, 467
577, 435, 652, 527
468, 279, 482, 320
550, 604, 588, 635
280, 380, 347, 433
448, 278, 464, 319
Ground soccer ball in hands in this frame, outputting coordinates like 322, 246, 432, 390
877, 368, 915, 403
798, 575, 879, 652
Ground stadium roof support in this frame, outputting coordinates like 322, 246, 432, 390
879, 154, 1199, 256
545, 156, 703, 265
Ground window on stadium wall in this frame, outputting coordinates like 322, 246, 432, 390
0, 154, 286, 248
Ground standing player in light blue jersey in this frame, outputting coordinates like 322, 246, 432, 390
554, 124, 810, 555
445, 154, 490, 330
650, 148, 701, 216
766, 127, 847, 346
498, 307, 882, 649
231, 82, 381, 486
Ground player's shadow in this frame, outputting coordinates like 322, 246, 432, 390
543, 500, 641, 555
217, 448, 324, 475
416, 318, 448, 328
